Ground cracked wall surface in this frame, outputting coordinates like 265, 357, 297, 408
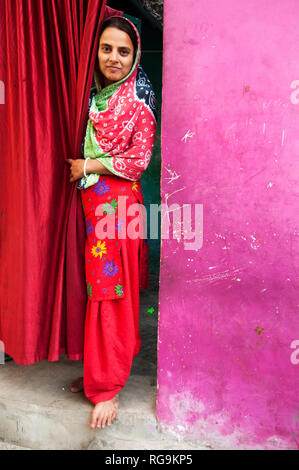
157, 0, 299, 450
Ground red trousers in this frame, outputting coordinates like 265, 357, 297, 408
83, 234, 141, 403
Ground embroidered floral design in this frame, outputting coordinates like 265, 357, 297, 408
92, 178, 111, 196
86, 219, 94, 235
80, 162, 149, 300
132, 181, 138, 192
87, 282, 92, 298
102, 260, 119, 278
103, 198, 118, 215
91, 241, 107, 259
115, 284, 124, 296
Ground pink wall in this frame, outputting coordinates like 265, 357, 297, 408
157, 0, 299, 449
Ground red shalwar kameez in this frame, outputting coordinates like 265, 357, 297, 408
77, 17, 157, 404
80, 177, 149, 403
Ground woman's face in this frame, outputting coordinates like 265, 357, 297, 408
98, 27, 135, 86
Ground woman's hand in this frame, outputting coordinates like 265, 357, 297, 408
66, 158, 85, 183
66, 157, 113, 181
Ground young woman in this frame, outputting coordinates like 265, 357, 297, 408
66, 16, 157, 430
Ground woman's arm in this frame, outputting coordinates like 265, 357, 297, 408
66, 158, 113, 183
93, 107, 157, 182
67, 103, 157, 183
86, 159, 114, 176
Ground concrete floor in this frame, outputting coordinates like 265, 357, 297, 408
0, 359, 207, 450
132, 272, 159, 377
0, 273, 209, 450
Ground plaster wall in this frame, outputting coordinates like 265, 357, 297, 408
157, 0, 299, 449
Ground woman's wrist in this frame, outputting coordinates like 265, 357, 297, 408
85, 158, 97, 175
83, 158, 90, 177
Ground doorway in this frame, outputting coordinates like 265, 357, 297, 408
107, 0, 163, 385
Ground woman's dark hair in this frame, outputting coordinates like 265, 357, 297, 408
98, 17, 138, 61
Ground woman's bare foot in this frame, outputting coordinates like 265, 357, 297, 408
90, 394, 119, 429
69, 377, 84, 393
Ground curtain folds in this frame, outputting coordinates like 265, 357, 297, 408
0, 0, 119, 365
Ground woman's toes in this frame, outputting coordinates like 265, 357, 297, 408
101, 413, 108, 429
111, 408, 117, 422
107, 414, 112, 426
90, 399, 119, 429
98, 410, 108, 429
97, 412, 103, 428
113, 397, 119, 410
106, 407, 116, 427
90, 408, 100, 429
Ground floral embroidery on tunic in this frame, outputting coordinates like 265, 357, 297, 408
80, 176, 149, 301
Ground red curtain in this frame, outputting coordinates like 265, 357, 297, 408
0, 0, 122, 365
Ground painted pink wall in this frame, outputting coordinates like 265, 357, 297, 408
157, 0, 299, 449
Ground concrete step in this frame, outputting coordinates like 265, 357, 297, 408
0, 356, 155, 450
87, 437, 205, 450
0, 441, 31, 450
0, 355, 209, 450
